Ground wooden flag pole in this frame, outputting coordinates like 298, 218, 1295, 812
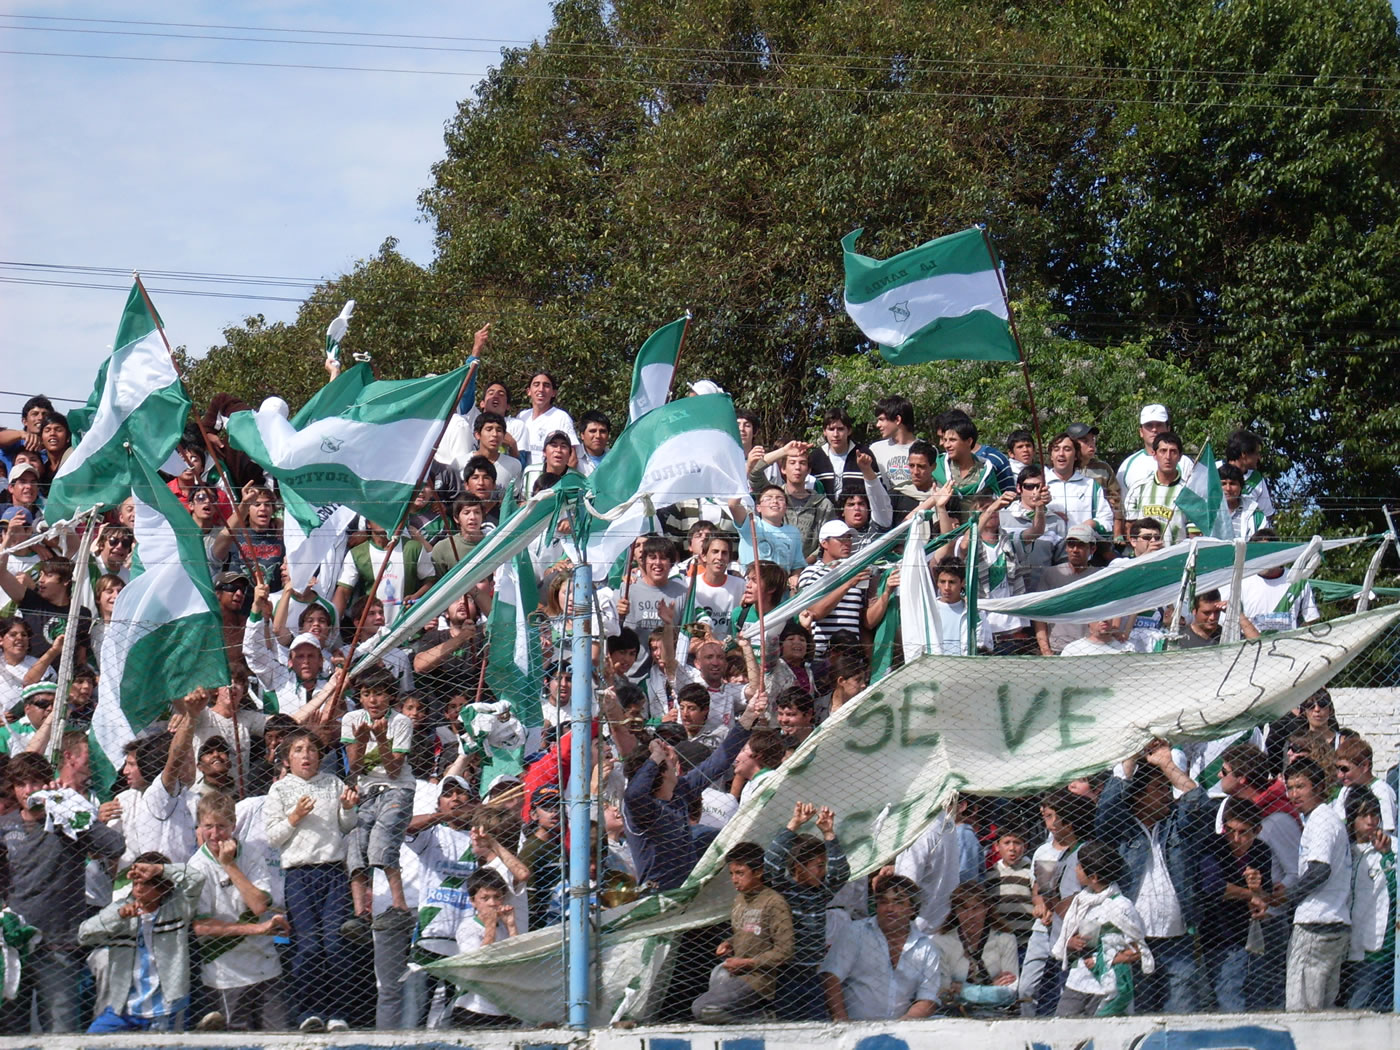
659, 309, 694, 406
977, 229, 1046, 468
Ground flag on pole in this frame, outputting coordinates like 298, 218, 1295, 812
1173, 439, 1233, 541
628, 315, 688, 423
90, 453, 229, 794
841, 227, 1018, 365
325, 300, 355, 364
47, 283, 190, 520
581, 393, 751, 582
483, 485, 546, 728
226, 361, 470, 532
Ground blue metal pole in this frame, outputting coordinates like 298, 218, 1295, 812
566, 562, 594, 1031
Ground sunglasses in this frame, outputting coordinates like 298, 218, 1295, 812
191, 493, 215, 504
1300, 698, 1331, 711
1019, 482, 1043, 491
216, 582, 249, 593
27, 699, 53, 709
1335, 763, 1355, 773
107, 537, 133, 548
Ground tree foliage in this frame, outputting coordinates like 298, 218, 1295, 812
186, 0, 1400, 531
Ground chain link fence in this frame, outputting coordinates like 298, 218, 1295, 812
0, 528, 1394, 1033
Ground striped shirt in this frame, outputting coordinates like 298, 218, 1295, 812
1124, 474, 1185, 524
986, 860, 1036, 942
797, 560, 867, 656
124, 915, 172, 1019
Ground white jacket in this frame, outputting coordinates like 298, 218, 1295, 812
1349, 842, 1391, 960
1044, 472, 1114, 541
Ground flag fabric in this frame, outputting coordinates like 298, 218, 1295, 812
483, 486, 546, 728
226, 361, 469, 533
325, 300, 355, 363
841, 227, 1019, 365
582, 393, 751, 582
978, 536, 1359, 623
47, 283, 190, 520
1173, 439, 1232, 540
628, 315, 688, 423
90, 453, 229, 794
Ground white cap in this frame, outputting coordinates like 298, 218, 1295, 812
688, 380, 726, 397
818, 520, 855, 542
1139, 404, 1169, 425
288, 632, 322, 652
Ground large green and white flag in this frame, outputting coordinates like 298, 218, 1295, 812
979, 536, 1360, 623
324, 300, 355, 363
91, 453, 229, 793
1174, 439, 1232, 540
48, 283, 190, 520
226, 361, 469, 532
583, 393, 751, 582
842, 227, 1018, 365
628, 315, 688, 423
483, 486, 546, 727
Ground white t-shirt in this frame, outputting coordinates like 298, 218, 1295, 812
1231, 573, 1320, 634
1060, 637, 1129, 657
1293, 802, 1353, 926
619, 578, 686, 633
235, 794, 284, 906
870, 439, 913, 489
514, 406, 578, 462
689, 574, 747, 639
189, 842, 281, 989
339, 709, 414, 789
931, 599, 992, 654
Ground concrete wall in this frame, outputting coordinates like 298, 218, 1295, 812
8, 1015, 1392, 1050
1331, 687, 1400, 772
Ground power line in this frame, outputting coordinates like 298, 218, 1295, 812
1, 47, 1392, 114
5, 12, 1398, 88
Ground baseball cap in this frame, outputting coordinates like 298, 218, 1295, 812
0, 505, 33, 525
1065, 422, 1099, 439
818, 520, 856, 542
688, 380, 726, 397
21, 682, 57, 702
438, 774, 476, 801
1065, 523, 1098, 544
212, 570, 251, 588
543, 430, 573, 448
532, 786, 562, 809
7, 462, 39, 482
288, 632, 322, 652
1139, 404, 1169, 425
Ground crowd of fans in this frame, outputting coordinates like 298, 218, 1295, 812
0, 379, 1393, 1033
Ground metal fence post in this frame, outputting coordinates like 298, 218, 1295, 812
566, 562, 594, 1031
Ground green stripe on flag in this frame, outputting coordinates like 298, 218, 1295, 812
483, 486, 546, 727
629, 315, 687, 423
842, 227, 1019, 364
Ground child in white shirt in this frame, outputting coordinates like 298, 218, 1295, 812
1052, 840, 1153, 1017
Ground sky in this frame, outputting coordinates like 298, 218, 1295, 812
0, 1, 557, 427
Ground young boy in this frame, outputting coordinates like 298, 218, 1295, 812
517, 788, 564, 929
734, 486, 807, 575
692, 841, 794, 1023
189, 791, 289, 1031
341, 667, 416, 937
763, 802, 850, 1020
1052, 840, 1150, 1017
986, 824, 1036, 954
264, 727, 358, 1032
930, 558, 993, 654
451, 868, 520, 1027
79, 851, 205, 1032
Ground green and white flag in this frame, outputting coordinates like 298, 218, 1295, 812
1174, 439, 1232, 540
483, 486, 546, 728
325, 300, 355, 363
227, 361, 469, 532
628, 314, 688, 423
842, 227, 1018, 365
47, 283, 190, 520
91, 453, 229, 794
583, 393, 751, 582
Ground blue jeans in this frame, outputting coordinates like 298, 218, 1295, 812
347, 787, 414, 874
87, 1004, 184, 1033
1205, 942, 1248, 1013
285, 863, 352, 1022
1136, 935, 1198, 1013
1342, 957, 1391, 1011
